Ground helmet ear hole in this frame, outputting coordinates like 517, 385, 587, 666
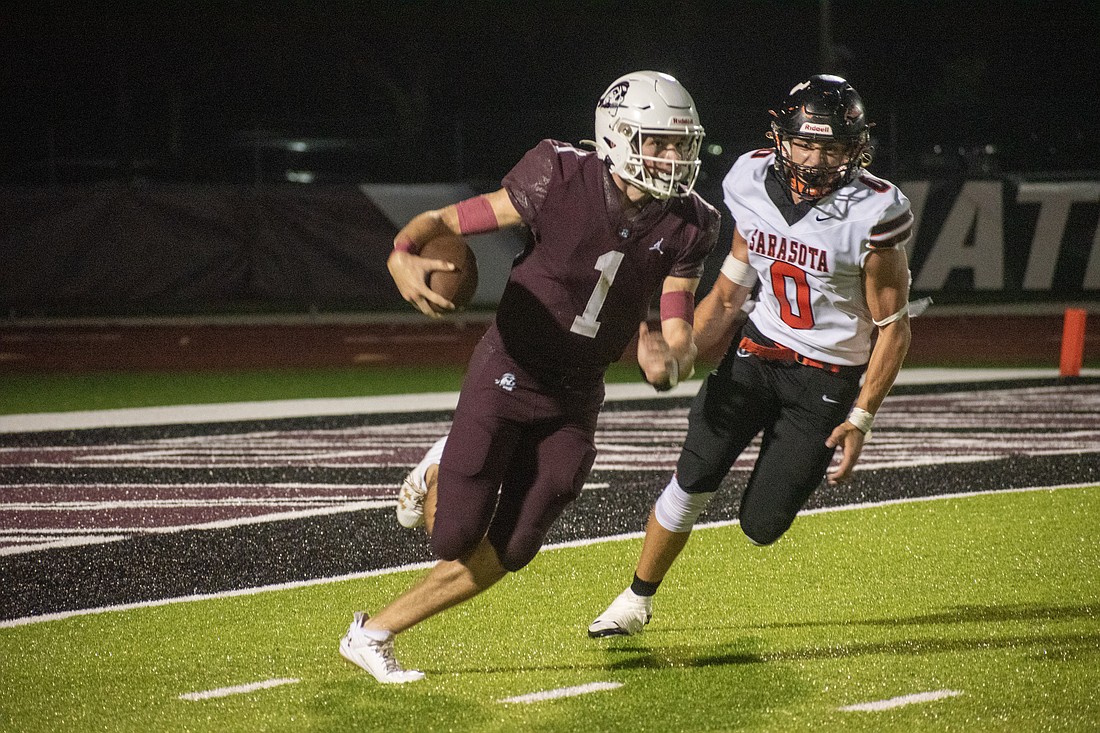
614, 121, 638, 149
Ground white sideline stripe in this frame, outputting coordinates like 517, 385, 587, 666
179, 677, 299, 701
0, 501, 393, 558
0, 393, 457, 433
0, 487, 607, 557
498, 681, 623, 704
0, 559, 436, 628
839, 689, 963, 711
0, 534, 128, 556
4, 368, 1096, 433
1, 481, 1095, 629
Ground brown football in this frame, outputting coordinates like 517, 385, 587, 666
418, 232, 478, 310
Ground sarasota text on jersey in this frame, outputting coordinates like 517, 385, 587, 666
745, 228, 830, 273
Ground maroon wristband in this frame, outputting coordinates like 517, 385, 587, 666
660, 290, 695, 324
455, 195, 499, 235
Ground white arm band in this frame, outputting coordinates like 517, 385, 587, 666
720, 254, 758, 288
872, 296, 933, 327
847, 407, 875, 436
872, 301, 908, 327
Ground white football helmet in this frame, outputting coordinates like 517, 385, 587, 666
594, 71, 704, 199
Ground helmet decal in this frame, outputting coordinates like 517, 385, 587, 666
597, 82, 630, 118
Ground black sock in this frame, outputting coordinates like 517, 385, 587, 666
630, 574, 660, 597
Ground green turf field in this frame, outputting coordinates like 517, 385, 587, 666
3, 484, 1096, 732
0, 362, 662, 415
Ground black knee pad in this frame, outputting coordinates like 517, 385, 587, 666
675, 450, 727, 495
739, 510, 792, 546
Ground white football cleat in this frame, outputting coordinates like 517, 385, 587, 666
396, 436, 448, 529
588, 588, 653, 638
339, 612, 425, 684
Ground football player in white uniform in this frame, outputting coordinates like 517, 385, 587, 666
589, 74, 914, 637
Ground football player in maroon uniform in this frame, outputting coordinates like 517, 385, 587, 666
340, 71, 720, 683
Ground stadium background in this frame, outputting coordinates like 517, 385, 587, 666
2, 1, 1099, 324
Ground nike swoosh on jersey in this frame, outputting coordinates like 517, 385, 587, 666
736, 348, 751, 357
822, 395, 840, 403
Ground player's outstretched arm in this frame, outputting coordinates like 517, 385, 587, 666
826, 246, 912, 484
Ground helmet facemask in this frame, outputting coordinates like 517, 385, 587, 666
613, 120, 704, 200
770, 122, 871, 200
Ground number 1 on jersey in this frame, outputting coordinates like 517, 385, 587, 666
571, 251, 624, 338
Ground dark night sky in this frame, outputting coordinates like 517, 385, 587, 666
4, 1, 1099, 187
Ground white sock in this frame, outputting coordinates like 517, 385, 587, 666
359, 627, 393, 642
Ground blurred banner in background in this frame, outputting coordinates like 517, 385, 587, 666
1, 175, 1097, 318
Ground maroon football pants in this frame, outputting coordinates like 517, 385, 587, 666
432, 328, 601, 571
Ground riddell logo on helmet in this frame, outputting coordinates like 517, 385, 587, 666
800, 122, 833, 135
672, 117, 694, 124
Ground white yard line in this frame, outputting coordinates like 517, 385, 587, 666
1, 481, 1093, 629
498, 681, 623, 704
179, 677, 300, 701
839, 689, 963, 711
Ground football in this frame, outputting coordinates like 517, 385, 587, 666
418, 232, 478, 310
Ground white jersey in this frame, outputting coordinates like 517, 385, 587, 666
723, 149, 913, 366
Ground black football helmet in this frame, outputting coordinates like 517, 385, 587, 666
769, 74, 872, 200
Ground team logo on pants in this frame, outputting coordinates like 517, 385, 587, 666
495, 372, 517, 392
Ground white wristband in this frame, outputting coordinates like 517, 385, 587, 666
720, 254, 758, 288
847, 407, 875, 435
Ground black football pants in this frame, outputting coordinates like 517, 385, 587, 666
675, 339, 865, 545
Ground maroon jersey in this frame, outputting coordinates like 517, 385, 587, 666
496, 139, 719, 387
